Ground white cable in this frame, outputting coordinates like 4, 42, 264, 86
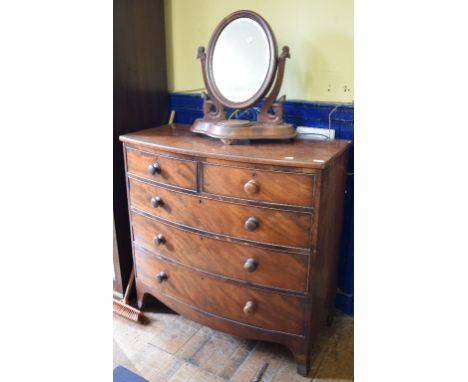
328, 105, 339, 140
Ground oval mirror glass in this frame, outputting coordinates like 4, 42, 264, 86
211, 17, 275, 106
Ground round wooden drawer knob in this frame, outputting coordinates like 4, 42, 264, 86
154, 233, 165, 246
150, 196, 163, 208
244, 217, 258, 231
244, 179, 259, 195
243, 258, 257, 272
147, 162, 161, 175
156, 271, 167, 283
243, 300, 256, 315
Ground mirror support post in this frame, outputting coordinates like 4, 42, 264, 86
258, 46, 290, 125
197, 46, 225, 122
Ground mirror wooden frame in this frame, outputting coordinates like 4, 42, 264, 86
191, 10, 296, 144
207, 11, 277, 110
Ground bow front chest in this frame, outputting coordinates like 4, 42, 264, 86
120, 124, 350, 376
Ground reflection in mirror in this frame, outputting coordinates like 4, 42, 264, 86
212, 18, 270, 103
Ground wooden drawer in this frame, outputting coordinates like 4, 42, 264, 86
134, 247, 306, 334
131, 212, 308, 292
203, 163, 315, 207
126, 147, 197, 190
129, 178, 311, 248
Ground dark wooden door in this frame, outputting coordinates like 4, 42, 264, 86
113, 0, 169, 293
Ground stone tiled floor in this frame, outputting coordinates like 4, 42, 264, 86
113, 300, 353, 381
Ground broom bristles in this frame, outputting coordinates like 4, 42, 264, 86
113, 298, 143, 323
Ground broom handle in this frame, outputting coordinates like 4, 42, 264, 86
122, 268, 135, 304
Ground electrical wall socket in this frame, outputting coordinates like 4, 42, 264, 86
296, 126, 335, 140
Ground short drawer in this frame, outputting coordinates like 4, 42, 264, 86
131, 212, 308, 292
126, 147, 197, 190
134, 247, 306, 334
203, 163, 315, 207
129, 178, 311, 248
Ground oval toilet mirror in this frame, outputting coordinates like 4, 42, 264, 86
191, 10, 296, 144
208, 13, 277, 108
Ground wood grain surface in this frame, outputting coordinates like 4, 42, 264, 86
129, 178, 312, 248
126, 147, 197, 190
134, 247, 306, 334
120, 126, 351, 375
113, 301, 353, 381
120, 124, 351, 169
131, 211, 309, 292
202, 163, 315, 207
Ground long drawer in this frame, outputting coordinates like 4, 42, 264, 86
131, 212, 308, 292
203, 163, 315, 207
134, 247, 306, 334
129, 178, 312, 248
126, 147, 197, 190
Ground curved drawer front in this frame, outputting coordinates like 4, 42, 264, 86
131, 212, 308, 292
134, 247, 306, 335
126, 147, 197, 190
129, 178, 311, 248
203, 163, 315, 207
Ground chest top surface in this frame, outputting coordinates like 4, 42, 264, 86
120, 124, 351, 169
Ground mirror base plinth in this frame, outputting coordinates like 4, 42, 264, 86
191, 119, 297, 144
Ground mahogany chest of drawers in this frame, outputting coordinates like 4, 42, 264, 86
120, 124, 350, 376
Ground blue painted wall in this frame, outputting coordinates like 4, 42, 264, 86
168, 93, 354, 315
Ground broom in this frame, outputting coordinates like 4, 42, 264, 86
113, 268, 144, 322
